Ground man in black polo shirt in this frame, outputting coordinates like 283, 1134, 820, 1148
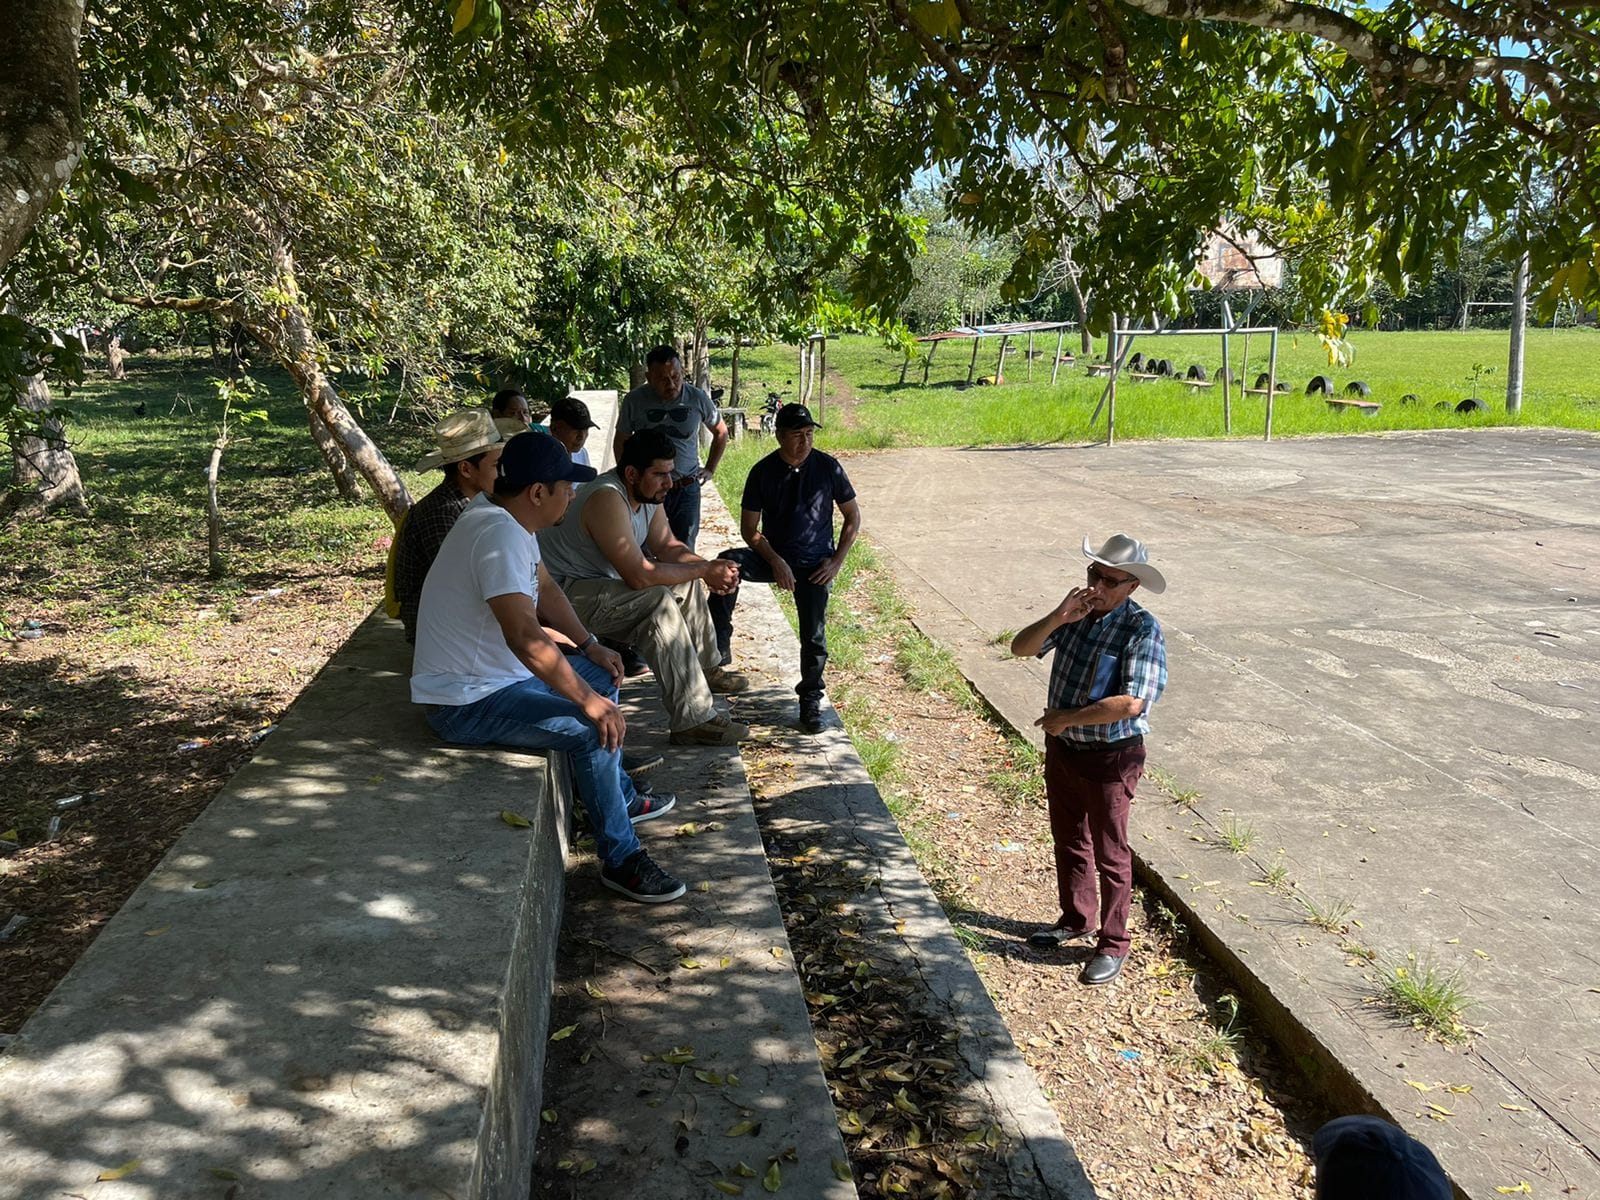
709, 403, 860, 733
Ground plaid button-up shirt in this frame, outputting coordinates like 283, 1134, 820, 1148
394, 477, 471, 642
1038, 598, 1167, 745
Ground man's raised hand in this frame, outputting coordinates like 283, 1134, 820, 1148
1055, 587, 1093, 626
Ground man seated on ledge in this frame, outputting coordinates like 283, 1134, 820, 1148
538, 429, 751, 747
411, 431, 685, 904
547, 395, 598, 468
392, 409, 504, 645
708, 403, 860, 734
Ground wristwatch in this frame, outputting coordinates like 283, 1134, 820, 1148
578, 633, 599, 652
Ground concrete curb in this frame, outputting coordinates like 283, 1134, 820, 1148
701, 482, 1099, 1199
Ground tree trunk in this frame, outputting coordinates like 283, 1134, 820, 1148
0, 0, 84, 273
248, 235, 410, 522
1061, 266, 1094, 355
104, 332, 127, 380
1506, 250, 1529, 415
629, 361, 648, 390
4, 372, 86, 516
207, 434, 227, 577
307, 407, 361, 500
730, 342, 742, 406
690, 322, 710, 390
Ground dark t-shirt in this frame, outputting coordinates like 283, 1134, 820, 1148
740, 449, 856, 565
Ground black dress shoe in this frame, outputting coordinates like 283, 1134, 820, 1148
1079, 954, 1125, 985
1028, 924, 1096, 949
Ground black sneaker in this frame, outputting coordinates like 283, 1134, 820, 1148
798, 697, 824, 734
601, 850, 686, 904
626, 791, 677, 825
623, 750, 665, 780
621, 647, 650, 678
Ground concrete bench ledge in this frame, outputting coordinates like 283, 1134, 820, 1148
0, 614, 571, 1200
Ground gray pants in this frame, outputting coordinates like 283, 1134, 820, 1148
562, 578, 722, 731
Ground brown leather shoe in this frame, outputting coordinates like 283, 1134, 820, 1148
706, 667, 750, 695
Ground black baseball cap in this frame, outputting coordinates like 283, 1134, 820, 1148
775, 403, 820, 431
497, 431, 597, 490
1313, 1117, 1450, 1200
549, 396, 600, 430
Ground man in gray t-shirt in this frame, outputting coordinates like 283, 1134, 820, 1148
613, 344, 728, 550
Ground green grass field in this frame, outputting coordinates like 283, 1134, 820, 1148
713, 327, 1600, 450
1, 354, 436, 622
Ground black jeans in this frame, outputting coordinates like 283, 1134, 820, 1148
708, 547, 830, 700
663, 477, 701, 550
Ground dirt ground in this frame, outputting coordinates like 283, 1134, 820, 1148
0, 569, 379, 1034
787, 556, 1329, 1199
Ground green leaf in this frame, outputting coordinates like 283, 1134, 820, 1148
763, 1160, 782, 1192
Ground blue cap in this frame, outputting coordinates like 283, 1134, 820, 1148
496, 431, 596, 490
1313, 1117, 1450, 1200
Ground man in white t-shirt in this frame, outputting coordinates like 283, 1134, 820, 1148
412, 431, 686, 903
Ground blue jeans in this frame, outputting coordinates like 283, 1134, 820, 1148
664, 477, 701, 550
708, 547, 831, 700
424, 657, 640, 868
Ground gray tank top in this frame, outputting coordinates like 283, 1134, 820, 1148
537, 469, 657, 585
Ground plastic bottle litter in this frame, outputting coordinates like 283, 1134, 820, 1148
17, 629, 43, 641
1119, 1049, 1142, 1062
52, 794, 90, 811
178, 738, 213, 752
993, 839, 1026, 853
248, 724, 278, 744
21, 619, 43, 631
44, 815, 62, 842
0, 915, 30, 942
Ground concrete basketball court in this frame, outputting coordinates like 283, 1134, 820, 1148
844, 428, 1600, 1199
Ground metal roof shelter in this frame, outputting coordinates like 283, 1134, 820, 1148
901, 320, 1078, 387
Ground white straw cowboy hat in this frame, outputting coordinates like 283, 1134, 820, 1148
1083, 533, 1167, 594
415, 409, 503, 471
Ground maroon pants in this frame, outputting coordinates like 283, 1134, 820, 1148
1044, 737, 1146, 957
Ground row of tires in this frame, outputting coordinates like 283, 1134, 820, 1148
1116, 355, 1488, 412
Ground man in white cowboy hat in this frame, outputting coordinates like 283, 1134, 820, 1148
392, 409, 505, 644
1010, 533, 1168, 986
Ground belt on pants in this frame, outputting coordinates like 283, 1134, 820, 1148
670, 473, 700, 490
1057, 734, 1144, 754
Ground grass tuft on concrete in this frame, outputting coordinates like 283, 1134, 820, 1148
1378, 953, 1472, 1043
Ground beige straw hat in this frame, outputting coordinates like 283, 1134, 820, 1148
415, 410, 503, 471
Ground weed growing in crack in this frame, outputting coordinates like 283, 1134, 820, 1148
1296, 894, 1356, 934
1214, 815, 1257, 854
1377, 952, 1472, 1043
1260, 859, 1291, 892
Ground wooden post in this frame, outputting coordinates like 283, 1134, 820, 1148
1027, 331, 1035, 382
1050, 329, 1065, 384
1107, 326, 1119, 447
899, 346, 913, 385
1265, 329, 1279, 441
966, 336, 981, 384
922, 339, 940, 386
994, 334, 1009, 384
799, 341, 810, 403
